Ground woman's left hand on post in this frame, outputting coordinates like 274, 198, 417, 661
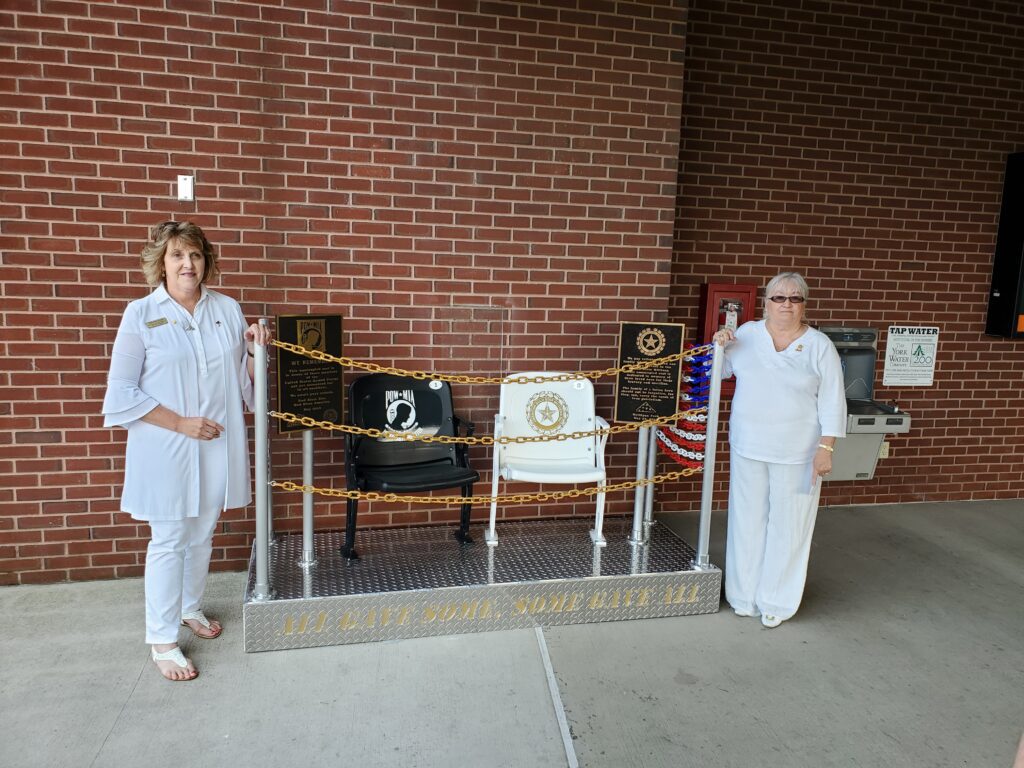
713, 329, 736, 346
244, 323, 273, 353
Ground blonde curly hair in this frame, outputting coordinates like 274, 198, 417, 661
140, 220, 219, 288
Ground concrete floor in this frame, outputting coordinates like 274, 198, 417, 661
1, 499, 1021, 768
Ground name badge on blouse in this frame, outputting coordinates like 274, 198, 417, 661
145, 317, 169, 328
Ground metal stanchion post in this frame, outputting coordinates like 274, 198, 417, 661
696, 342, 724, 569
265, 329, 275, 547
267, 438, 275, 545
642, 422, 657, 537
252, 318, 272, 600
299, 428, 317, 568
628, 426, 650, 544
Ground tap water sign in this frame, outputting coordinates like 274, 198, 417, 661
883, 326, 939, 386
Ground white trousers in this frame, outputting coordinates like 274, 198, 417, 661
725, 452, 822, 620
144, 424, 227, 644
144, 505, 221, 644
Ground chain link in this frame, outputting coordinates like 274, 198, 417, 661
270, 406, 708, 445
269, 339, 713, 384
270, 465, 701, 506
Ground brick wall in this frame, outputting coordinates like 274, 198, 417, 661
6, 0, 1021, 586
0, 1, 687, 584
662, 0, 1024, 513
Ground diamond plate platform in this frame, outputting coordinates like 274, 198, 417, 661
243, 517, 721, 651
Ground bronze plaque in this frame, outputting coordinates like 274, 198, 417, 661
276, 314, 344, 433
613, 322, 685, 423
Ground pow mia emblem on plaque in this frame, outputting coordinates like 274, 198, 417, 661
636, 327, 666, 357
526, 391, 569, 434
298, 318, 326, 352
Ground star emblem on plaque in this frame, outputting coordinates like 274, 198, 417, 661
636, 327, 667, 357
526, 391, 569, 434
614, 321, 685, 424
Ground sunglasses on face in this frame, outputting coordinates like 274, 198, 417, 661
768, 295, 806, 304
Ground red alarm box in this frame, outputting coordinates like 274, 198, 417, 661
697, 282, 759, 396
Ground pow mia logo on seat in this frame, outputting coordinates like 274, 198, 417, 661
636, 327, 666, 357
377, 389, 439, 441
526, 391, 569, 434
385, 389, 418, 432
385, 391, 415, 434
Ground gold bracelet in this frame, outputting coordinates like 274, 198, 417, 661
818, 443, 834, 453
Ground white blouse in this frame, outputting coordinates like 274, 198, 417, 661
722, 320, 847, 464
102, 285, 255, 521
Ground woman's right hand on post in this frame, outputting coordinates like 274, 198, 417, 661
713, 329, 736, 346
176, 416, 225, 440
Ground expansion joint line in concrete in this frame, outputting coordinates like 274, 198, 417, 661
535, 627, 579, 768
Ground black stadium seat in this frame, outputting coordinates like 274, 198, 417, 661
342, 373, 479, 559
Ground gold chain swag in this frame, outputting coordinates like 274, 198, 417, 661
264, 341, 711, 502
271, 466, 701, 505
270, 407, 708, 445
269, 339, 713, 384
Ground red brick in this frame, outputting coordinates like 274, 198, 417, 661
2, 0, 1018, 584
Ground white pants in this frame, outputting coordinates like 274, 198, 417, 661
144, 426, 227, 644
144, 505, 221, 644
725, 453, 822, 620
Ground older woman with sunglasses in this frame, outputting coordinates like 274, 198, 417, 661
712, 272, 846, 628
102, 221, 272, 680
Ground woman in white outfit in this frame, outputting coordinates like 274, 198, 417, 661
713, 272, 846, 628
103, 221, 272, 680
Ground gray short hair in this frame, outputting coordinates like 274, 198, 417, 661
764, 272, 809, 306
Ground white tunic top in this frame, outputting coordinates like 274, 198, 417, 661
722, 320, 847, 465
102, 285, 254, 521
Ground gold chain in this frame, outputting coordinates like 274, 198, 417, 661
270, 406, 708, 445
270, 466, 701, 505
269, 339, 713, 384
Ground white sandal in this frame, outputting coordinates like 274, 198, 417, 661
151, 646, 198, 681
181, 610, 223, 639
